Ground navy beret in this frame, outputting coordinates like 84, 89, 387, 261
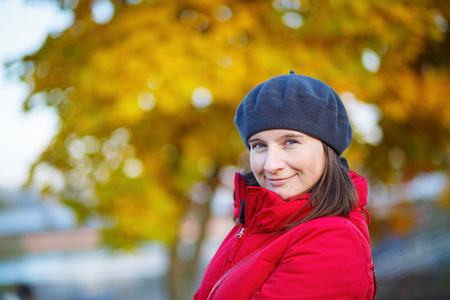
234, 72, 352, 155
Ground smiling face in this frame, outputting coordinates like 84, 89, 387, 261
249, 129, 326, 200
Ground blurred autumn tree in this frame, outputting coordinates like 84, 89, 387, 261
13, 0, 450, 298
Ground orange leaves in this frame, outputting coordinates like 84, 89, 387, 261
380, 68, 450, 126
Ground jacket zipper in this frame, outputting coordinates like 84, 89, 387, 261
236, 227, 245, 238
213, 191, 264, 297
230, 192, 264, 260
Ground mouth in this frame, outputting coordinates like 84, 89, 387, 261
267, 175, 295, 186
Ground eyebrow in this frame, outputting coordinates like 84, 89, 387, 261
279, 133, 307, 142
248, 133, 306, 144
281, 133, 305, 139
248, 137, 263, 144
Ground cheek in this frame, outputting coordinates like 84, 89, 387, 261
249, 153, 262, 174
312, 160, 325, 178
300, 148, 325, 177
311, 150, 326, 177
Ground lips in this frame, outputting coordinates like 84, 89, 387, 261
267, 175, 295, 186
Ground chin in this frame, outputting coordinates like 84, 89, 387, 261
273, 190, 295, 200
273, 188, 306, 200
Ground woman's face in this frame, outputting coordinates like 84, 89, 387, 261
249, 129, 325, 200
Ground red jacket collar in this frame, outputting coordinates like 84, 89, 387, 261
233, 173, 311, 231
233, 171, 369, 232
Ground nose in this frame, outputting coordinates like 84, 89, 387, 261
264, 147, 285, 174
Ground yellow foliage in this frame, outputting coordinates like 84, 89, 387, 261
17, 0, 450, 249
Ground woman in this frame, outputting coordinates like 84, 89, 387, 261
194, 71, 376, 299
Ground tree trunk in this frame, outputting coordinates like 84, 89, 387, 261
167, 175, 217, 300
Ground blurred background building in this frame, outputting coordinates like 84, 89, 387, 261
0, 189, 170, 300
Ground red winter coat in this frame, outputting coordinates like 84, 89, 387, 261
194, 171, 376, 300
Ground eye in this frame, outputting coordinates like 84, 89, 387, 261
250, 143, 266, 150
285, 139, 298, 146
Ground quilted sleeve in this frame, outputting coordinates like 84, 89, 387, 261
252, 217, 374, 300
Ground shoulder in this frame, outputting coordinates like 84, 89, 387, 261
284, 216, 371, 278
250, 216, 374, 299
291, 215, 365, 240
284, 216, 370, 261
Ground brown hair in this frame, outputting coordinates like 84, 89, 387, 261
243, 143, 357, 227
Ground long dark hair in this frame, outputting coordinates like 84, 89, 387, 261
243, 143, 357, 227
